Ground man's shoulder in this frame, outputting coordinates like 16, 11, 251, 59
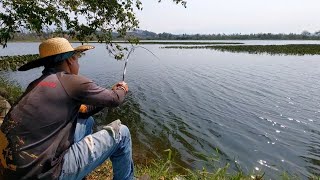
57, 72, 93, 84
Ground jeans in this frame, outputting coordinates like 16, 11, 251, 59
59, 117, 134, 180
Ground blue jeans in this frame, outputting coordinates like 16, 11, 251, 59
59, 117, 134, 180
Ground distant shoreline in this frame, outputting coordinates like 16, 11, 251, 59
8, 40, 244, 45
7, 39, 320, 45
163, 44, 320, 56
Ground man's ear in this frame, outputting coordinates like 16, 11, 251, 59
66, 57, 73, 65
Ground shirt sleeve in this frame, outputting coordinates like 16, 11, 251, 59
78, 104, 104, 119
57, 72, 126, 107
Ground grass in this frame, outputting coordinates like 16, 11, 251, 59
0, 78, 23, 106
0, 78, 23, 122
162, 44, 320, 56
87, 149, 320, 180
87, 149, 260, 180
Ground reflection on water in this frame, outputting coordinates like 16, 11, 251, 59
99, 92, 189, 169
301, 129, 320, 176
1, 41, 320, 178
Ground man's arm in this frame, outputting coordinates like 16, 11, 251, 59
58, 73, 128, 107
78, 105, 104, 119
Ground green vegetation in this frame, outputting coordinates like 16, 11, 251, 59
9, 31, 320, 42
87, 149, 263, 180
88, 160, 256, 180
0, 0, 186, 60
0, 54, 39, 71
7, 36, 243, 44
133, 149, 257, 180
87, 149, 319, 180
0, 78, 23, 105
163, 44, 320, 56
154, 31, 320, 40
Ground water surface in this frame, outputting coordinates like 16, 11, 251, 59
1, 40, 320, 178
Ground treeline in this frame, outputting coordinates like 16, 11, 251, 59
10, 30, 320, 41
154, 32, 320, 40
130, 30, 320, 40
147, 30, 320, 40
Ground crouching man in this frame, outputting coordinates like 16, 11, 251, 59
0, 37, 133, 180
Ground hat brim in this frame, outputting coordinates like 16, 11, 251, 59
18, 51, 75, 71
18, 45, 95, 71
74, 45, 95, 52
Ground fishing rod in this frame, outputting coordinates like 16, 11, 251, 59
122, 47, 134, 81
122, 45, 161, 81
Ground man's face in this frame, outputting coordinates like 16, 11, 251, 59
69, 55, 80, 75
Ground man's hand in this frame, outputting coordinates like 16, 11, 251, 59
112, 81, 129, 93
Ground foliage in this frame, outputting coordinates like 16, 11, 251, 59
0, 77, 23, 105
163, 44, 320, 56
0, 0, 186, 59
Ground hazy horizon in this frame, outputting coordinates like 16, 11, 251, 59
136, 0, 320, 35
134, 29, 318, 35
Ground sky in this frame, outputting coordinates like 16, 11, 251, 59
135, 0, 320, 34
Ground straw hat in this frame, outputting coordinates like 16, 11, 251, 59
18, 37, 95, 71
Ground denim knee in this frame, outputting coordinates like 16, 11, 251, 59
111, 125, 132, 158
119, 125, 131, 141
87, 116, 95, 127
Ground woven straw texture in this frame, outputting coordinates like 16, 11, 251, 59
39, 38, 94, 58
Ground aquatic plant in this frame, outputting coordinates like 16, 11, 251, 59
0, 54, 39, 71
162, 44, 320, 56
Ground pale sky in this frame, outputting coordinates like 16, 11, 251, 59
135, 0, 320, 34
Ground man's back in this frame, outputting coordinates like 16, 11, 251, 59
0, 72, 79, 179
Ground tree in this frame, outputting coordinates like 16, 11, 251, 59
0, 0, 186, 58
301, 30, 311, 36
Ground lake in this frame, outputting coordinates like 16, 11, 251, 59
1, 40, 320, 178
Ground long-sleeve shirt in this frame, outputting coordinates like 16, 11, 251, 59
0, 70, 126, 180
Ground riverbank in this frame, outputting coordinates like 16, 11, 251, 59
87, 157, 260, 180
1, 78, 319, 179
0, 78, 22, 125
0, 78, 260, 179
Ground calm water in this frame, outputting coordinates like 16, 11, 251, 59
1, 41, 320, 178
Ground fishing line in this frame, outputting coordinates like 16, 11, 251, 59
122, 45, 161, 81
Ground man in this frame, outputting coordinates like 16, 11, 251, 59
0, 37, 133, 180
